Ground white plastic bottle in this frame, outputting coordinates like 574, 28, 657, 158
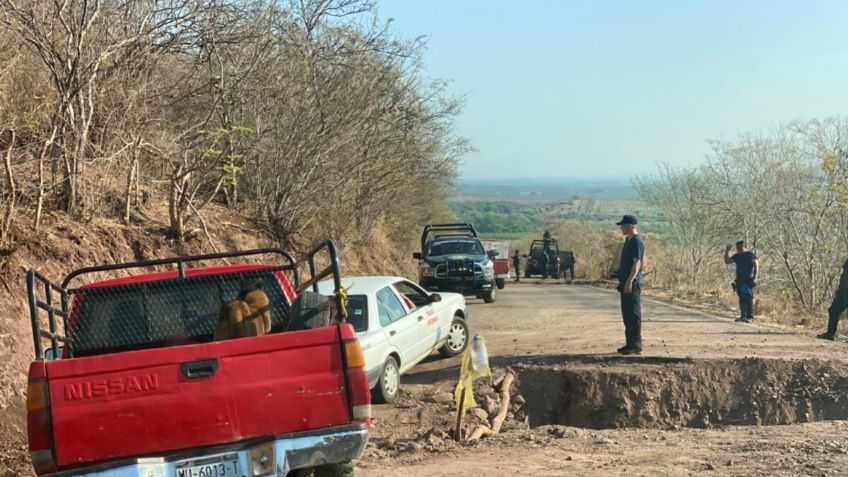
470, 334, 489, 372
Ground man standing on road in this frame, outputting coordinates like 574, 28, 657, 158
817, 258, 848, 341
724, 241, 758, 323
615, 215, 644, 355
513, 250, 522, 283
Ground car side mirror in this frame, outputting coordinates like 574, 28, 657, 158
413, 252, 422, 260
487, 250, 499, 258
429, 293, 442, 303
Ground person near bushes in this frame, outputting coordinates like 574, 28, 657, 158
817, 258, 848, 341
724, 240, 759, 323
615, 215, 644, 355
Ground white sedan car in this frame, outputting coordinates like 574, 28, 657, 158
318, 276, 469, 403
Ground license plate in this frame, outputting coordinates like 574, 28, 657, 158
175, 453, 240, 477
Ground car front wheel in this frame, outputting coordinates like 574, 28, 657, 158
483, 285, 497, 303
440, 316, 469, 357
372, 356, 400, 404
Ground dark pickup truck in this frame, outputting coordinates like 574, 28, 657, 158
524, 238, 575, 279
413, 223, 498, 303
25, 240, 370, 477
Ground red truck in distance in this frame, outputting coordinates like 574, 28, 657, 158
26, 240, 370, 477
480, 239, 510, 289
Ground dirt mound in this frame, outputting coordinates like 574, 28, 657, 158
362, 368, 530, 464
516, 357, 848, 429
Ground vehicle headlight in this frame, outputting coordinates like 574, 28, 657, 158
422, 266, 436, 277
482, 262, 494, 278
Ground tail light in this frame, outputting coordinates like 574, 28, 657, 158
344, 340, 366, 368
27, 363, 57, 475
339, 326, 371, 424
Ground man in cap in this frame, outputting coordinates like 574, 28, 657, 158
817, 258, 848, 341
615, 215, 645, 355
724, 240, 758, 323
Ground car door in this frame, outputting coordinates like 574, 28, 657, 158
375, 286, 420, 369
393, 280, 442, 357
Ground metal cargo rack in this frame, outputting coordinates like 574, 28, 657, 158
27, 239, 345, 360
420, 223, 478, 253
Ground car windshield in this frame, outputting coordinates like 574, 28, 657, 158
427, 239, 484, 256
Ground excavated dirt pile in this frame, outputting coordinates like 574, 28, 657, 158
362, 368, 531, 462
516, 356, 848, 429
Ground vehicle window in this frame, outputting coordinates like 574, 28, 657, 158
71, 270, 291, 356
428, 239, 484, 256
376, 286, 408, 326
394, 281, 430, 307
346, 295, 368, 332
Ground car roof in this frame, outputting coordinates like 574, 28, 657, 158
316, 276, 414, 295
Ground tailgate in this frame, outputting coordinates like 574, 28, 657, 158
46, 327, 351, 467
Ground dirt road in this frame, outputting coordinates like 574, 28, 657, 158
361, 283, 848, 477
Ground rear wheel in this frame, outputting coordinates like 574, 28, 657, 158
372, 356, 400, 404
440, 316, 469, 357
313, 461, 354, 477
496, 278, 505, 289
483, 285, 497, 303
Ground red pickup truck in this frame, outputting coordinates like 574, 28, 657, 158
480, 239, 510, 289
25, 240, 370, 477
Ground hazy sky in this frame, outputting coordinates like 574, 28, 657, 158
379, 0, 848, 179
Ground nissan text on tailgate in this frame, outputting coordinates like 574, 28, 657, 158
25, 240, 370, 477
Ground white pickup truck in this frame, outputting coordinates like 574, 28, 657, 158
319, 276, 469, 403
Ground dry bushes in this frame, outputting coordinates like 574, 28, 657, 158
0, 0, 465, 253
635, 119, 848, 328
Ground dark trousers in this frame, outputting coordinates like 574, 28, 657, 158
827, 292, 848, 335
620, 284, 642, 349
737, 291, 754, 319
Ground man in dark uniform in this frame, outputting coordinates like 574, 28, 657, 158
817, 258, 848, 340
542, 231, 552, 279
512, 250, 522, 283
724, 240, 758, 323
615, 215, 645, 355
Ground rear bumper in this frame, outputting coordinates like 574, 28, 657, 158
45, 423, 369, 477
